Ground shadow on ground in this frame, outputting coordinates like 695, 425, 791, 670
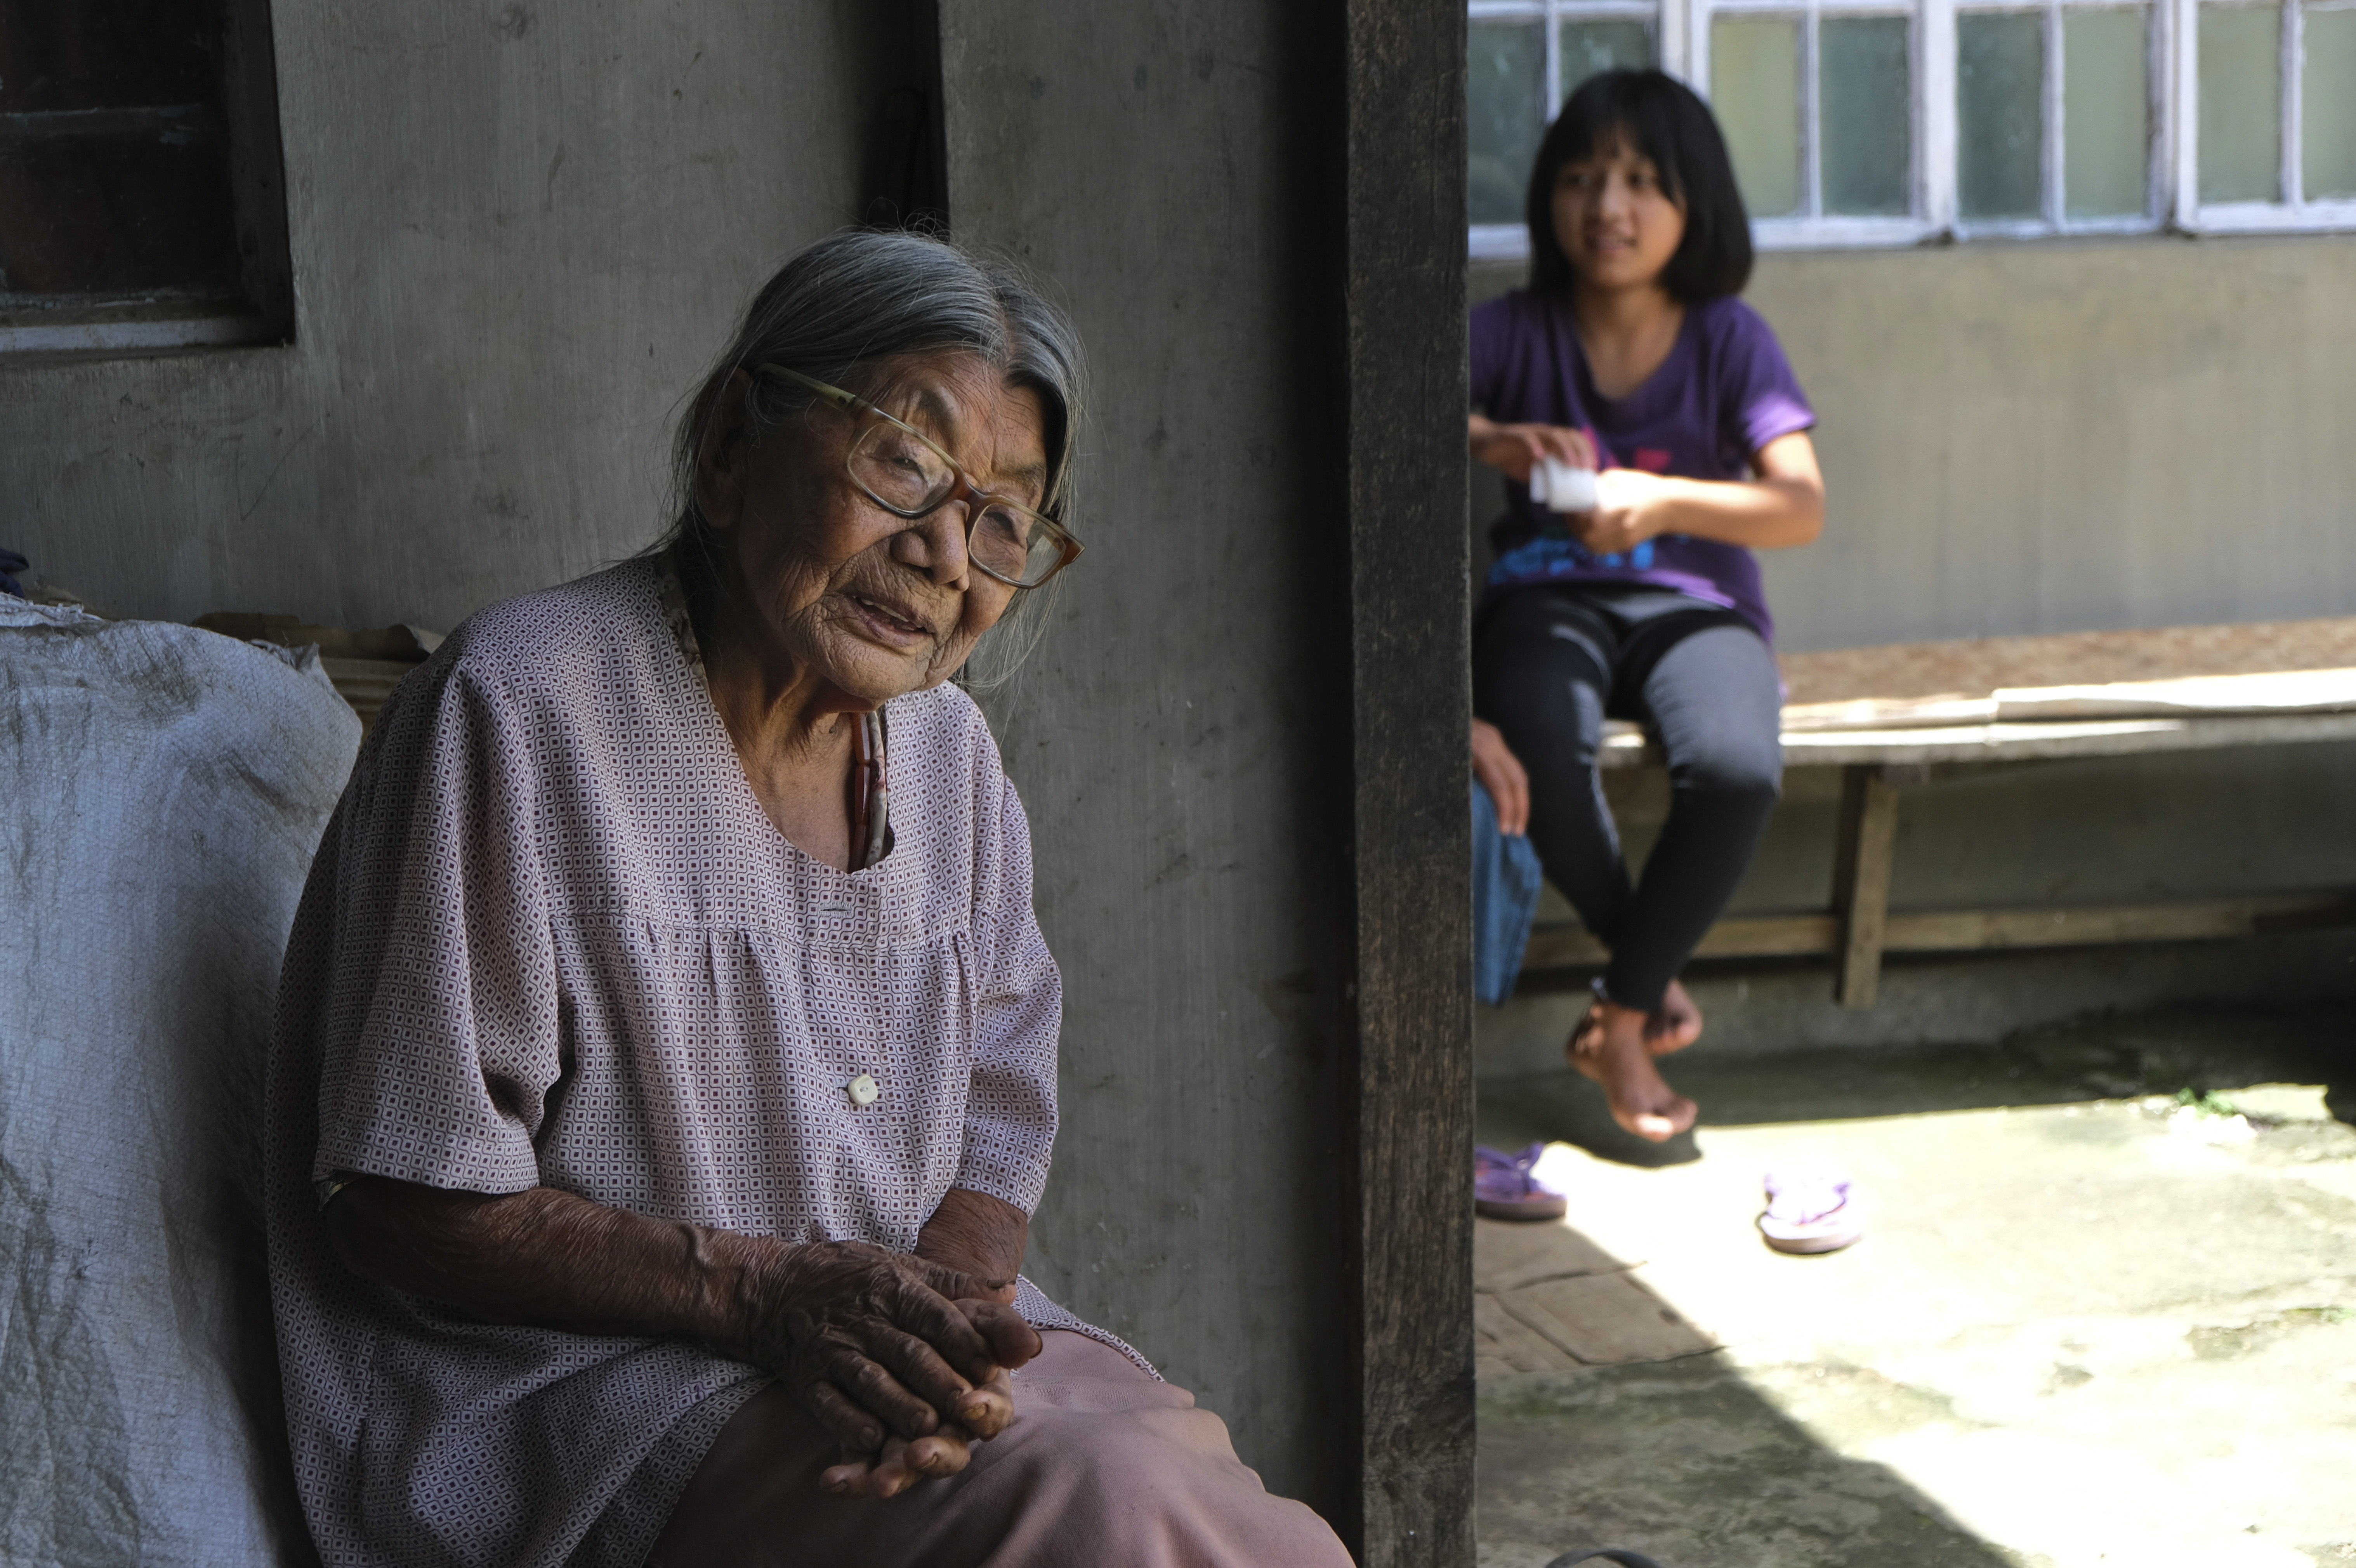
1473, 1218, 2014, 1568
1472, 1002, 2356, 1566
1479, 1360, 2019, 1568
1477, 1001, 2355, 1166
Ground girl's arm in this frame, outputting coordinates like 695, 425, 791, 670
1470, 412, 1598, 480
1570, 430, 1824, 555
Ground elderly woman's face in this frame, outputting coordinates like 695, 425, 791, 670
699, 352, 1047, 702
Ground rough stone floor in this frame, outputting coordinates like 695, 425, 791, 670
1471, 1004, 2356, 1568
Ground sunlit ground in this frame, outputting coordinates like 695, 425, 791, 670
1472, 1006, 2356, 1568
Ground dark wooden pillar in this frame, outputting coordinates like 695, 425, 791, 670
1342, 0, 1475, 1562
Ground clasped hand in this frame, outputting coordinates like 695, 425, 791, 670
737, 1240, 1042, 1500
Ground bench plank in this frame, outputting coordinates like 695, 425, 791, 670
1521, 891, 2356, 970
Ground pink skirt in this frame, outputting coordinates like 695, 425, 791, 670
646, 1331, 1351, 1567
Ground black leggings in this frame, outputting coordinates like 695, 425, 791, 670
1473, 585, 1782, 1012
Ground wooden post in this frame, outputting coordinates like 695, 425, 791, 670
1343, 0, 1476, 1562
1832, 764, 1902, 1007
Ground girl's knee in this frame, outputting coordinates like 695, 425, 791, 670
1671, 747, 1782, 805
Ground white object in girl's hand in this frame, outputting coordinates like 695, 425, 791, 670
1528, 456, 1599, 513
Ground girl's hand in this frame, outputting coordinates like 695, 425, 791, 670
1469, 415, 1597, 483
1471, 719, 1530, 836
1566, 467, 1674, 556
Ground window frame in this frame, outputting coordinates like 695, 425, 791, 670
0, 0, 295, 360
2173, 0, 2356, 231
1466, 0, 2356, 251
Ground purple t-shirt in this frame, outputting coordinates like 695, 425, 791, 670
1470, 288, 1814, 642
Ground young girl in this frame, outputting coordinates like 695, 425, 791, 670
1470, 70, 1823, 1143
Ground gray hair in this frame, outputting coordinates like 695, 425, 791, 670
661, 227, 1084, 544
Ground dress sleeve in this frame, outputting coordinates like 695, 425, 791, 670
953, 769, 1062, 1216
307, 661, 560, 1195
1718, 300, 1816, 460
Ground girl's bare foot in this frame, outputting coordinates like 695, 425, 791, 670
1568, 998, 1699, 1142
1646, 978, 1703, 1057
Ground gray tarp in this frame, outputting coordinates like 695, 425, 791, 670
2, 601, 359, 1566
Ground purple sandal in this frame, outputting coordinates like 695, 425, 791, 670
1757, 1169, 1865, 1254
1475, 1142, 1568, 1222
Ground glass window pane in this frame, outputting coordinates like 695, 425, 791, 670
2302, 6, 2356, 199
1560, 19, 1656, 103
2198, 3, 2283, 202
1823, 16, 1914, 215
1959, 11, 2045, 218
1469, 20, 1547, 225
1712, 15, 1804, 216
2064, 8, 2151, 217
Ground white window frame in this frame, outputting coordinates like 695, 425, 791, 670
1692, 0, 1937, 248
1943, 0, 2172, 238
1467, 0, 2356, 251
2173, 0, 2356, 231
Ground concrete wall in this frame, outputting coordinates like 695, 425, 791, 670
0, 1, 898, 631
1474, 231, 2356, 653
941, 0, 1355, 1515
1, 0, 1370, 1518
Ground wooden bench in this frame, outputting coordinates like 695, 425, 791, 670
1521, 616, 2356, 1007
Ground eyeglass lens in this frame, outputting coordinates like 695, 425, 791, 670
847, 420, 1064, 586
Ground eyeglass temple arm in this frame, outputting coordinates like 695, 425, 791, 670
755, 363, 863, 413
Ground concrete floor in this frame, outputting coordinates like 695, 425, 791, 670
1471, 1004, 2356, 1568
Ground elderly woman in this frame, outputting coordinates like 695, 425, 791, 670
264, 232, 1351, 1568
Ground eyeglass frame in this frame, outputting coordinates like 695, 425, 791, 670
752, 363, 1084, 590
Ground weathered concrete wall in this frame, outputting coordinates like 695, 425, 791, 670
0, 1, 894, 631
941, 0, 1354, 1517
1474, 232, 2356, 653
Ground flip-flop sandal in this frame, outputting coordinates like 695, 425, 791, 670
1545, 1550, 1670, 1568
1475, 1141, 1568, 1221
1757, 1169, 1865, 1255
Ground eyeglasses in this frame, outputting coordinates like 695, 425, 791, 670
755, 364, 1084, 590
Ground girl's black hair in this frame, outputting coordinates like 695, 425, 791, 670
1526, 69, 1754, 302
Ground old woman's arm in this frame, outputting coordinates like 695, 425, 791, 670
325, 1176, 1042, 1490
914, 1187, 1028, 1299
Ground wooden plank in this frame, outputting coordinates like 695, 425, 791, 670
1473, 1216, 1636, 1293
1883, 892, 2356, 950
1493, 1272, 1721, 1366
1596, 708, 2356, 769
1342, 0, 1474, 1560
1474, 1292, 1583, 1377
1833, 766, 1901, 1008
1522, 913, 1837, 969
1517, 891, 2356, 974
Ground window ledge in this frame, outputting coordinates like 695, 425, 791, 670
0, 314, 286, 361
2182, 200, 2356, 236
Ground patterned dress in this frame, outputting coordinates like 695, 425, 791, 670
264, 557, 1134, 1568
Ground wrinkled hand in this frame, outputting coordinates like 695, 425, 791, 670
1470, 418, 1597, 483
734, 1240, 1042, 1498
1471, 719, 1530, 836
818, 1363, 1018, 1498
1564, 467, 1672, 556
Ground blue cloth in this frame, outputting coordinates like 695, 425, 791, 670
1472, 779, 1545, 1007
